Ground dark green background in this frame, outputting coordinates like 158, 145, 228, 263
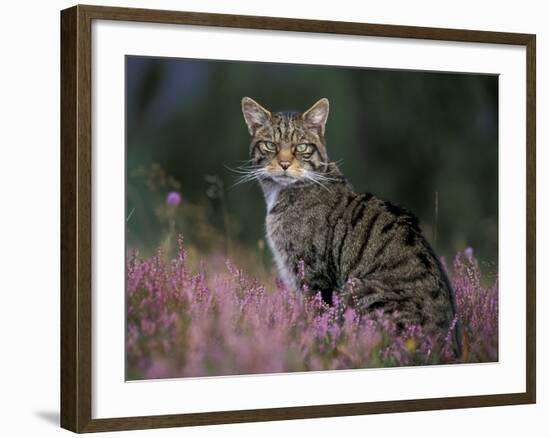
126, 56, 498, 266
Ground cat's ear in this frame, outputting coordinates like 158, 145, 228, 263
242, 97, 271, 136
302, 98, 329, 135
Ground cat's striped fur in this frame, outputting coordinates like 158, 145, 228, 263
241, 97, 461, 356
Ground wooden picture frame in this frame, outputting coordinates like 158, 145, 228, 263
60, 4, 536, 433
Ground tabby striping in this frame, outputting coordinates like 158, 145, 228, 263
241, 96, 461, 357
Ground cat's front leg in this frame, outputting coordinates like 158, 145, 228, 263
296, 261, 338, 304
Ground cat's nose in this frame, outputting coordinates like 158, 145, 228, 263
279, 160, 291, 170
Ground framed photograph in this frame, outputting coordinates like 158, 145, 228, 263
60, 4, 536, 433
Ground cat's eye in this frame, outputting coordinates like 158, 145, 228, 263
295, 143, 310, 153
260, 141, 277, 152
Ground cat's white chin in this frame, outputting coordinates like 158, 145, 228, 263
269, 174, 298, 186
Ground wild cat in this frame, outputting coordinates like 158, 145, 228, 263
240, 96, 461, 356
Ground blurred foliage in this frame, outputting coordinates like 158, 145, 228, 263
126, 56, 498, 265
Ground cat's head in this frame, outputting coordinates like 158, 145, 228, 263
241, 97, 330, 186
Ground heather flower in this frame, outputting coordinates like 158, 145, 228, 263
166, 191, 182, 206
126, 241, 498, 379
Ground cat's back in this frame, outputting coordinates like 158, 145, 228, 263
335, 192, 450, 297
337, 192, 459, 345
335, 193, 425, 278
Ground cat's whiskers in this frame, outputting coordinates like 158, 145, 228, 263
235, 158, 256, 165
301, 171, 334, 193
224, 163, 263, 174
319, 159, 344, 167
311, 168, 343, 180
225, 163, 267, 187
234, 170, 265, 185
